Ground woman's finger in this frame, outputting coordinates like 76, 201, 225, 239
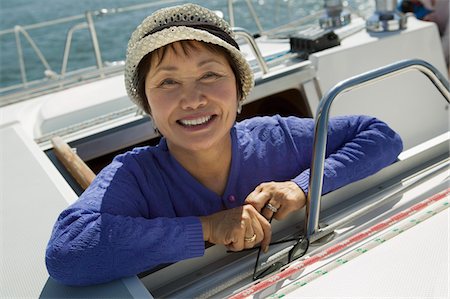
272, 203, 291, 220
250, 217, 264, 245
237, 209, 254, 250
255, 212, 272, 252
245, 190, 271, 212
261, 200, 280, 220
243, 221, 256, 249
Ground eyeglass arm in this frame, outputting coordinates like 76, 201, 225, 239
305, 59, 450, 241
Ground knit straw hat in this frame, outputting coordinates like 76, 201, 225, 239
124, 3, 254, 112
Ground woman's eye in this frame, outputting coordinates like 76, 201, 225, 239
201, 72, 221, 80
159, 79, 178, 87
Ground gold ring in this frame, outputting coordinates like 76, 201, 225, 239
265, 203, 278, 213
244, 234, 256, 242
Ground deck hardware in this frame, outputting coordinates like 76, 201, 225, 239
305, 59, 450, 241
289, 28, 340, 56
319, 0, 351, 29
309, 223, 335, 245
366, 0, 407, 32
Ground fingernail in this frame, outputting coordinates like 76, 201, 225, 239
263, 245, 269, 253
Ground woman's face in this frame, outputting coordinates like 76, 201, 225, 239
145, 41, 238, 154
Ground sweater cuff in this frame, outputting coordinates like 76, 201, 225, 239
180, 217, 205, 258
292, 169, 310, 195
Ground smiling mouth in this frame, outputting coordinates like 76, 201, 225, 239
177, 115, 216, 127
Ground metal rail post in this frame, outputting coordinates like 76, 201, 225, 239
228, 0, 235, 27
305, 59, 450, 240
61, 22, 89, 76
14, 26, 27, 87
85, 11, 104, 77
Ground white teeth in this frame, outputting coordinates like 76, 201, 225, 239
179, 116, 212, 126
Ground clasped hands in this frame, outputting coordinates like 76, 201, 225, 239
200, 181, 306, 253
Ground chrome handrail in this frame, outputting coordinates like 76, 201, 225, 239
61, 22, 89, 76
305, 59, 450, 240
233, 27, 269, 74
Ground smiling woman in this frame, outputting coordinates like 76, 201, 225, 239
143, 41, 239, 197
45, 3, 403, 287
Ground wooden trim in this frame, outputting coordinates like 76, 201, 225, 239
51, 136, 95, 190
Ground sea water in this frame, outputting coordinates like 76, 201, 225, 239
0, 0, 373, 89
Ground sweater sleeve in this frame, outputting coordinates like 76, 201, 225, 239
290, 115, 403, 194
45, 154, 205, 286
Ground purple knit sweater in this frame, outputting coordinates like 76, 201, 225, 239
45, 115, 403, 286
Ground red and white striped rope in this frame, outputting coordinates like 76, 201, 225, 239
228, 187, 450, 299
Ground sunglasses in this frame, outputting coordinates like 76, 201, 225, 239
252, 232, 309, 280
228, 217, 309, 281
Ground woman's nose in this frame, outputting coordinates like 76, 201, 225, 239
179, 83, 207, 110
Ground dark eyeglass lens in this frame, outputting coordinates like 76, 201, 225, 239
254, 262, 284, 280
254, 239, 306, 280
288, 238, 309, 262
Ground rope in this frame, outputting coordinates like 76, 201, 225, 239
228, 187, 450, 299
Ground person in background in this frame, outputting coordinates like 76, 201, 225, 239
399, 0, 449, 72
45, 3, 403, 286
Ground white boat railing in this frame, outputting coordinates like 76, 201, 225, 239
0, 0, 273, 106
0, 0, 345, 106
0, 0, 186, 102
